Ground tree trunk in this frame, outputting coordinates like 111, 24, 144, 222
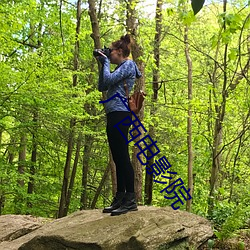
27, 4, 43, 207
0, 193, 4, 215
87, 0, 101, 49
80, 134, 93, 210
184, 25, 193, 212
0, 129, 2, 148
144, 0, 162, 205
7, 137, 15, 164
208, 0, 228, 216
0, 127, 4, 213
58, 0, 81, 218
58, 119, 75, 218
0, 129, 4, 214
18, 135, 26, 187
27, 110, 38, 207
126, 0, 145, 203
87, 0, 116, 199
229, 108, 250, 202
109, 150, 117, 195
229, 32, 250, 202
208, 12, 250, 214
15, 134, 27, 214
64, 133, 82, 215
91, 163, 110, 209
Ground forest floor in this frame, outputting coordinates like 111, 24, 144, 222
200, 230, 250, 249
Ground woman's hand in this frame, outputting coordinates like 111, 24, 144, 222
96, 51, 108, 64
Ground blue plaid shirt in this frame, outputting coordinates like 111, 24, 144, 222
98, 58, 142, 114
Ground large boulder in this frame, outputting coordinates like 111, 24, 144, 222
0, 206, 213, 250
0, 214, 49, 243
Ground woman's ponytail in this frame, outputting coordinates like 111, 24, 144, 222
120, 34, 131, 45
112, 34, 132, 57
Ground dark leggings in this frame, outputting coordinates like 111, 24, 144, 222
106, 111, 134, 192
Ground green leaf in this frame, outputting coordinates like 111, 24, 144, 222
214, 231, 223, 240
210, 34, 218, 49
181, 10, 196, 26
218, 187, 225, 195
221, 29, 232, 44
228, 48, 238, 61
167, 8, 174, 16
191, 0, 205, 15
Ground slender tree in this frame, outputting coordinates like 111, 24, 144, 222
126, 0, 146, 203
144, 0, 163, 205
208, 1, 250, 215
86, 0, 117, 204
58, 0, 82, 218
184, 24, 193, 212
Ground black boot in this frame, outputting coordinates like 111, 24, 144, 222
110, 192, 138, 216
102, 191, 125, 213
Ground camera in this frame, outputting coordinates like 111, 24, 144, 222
93, 46, 111, 58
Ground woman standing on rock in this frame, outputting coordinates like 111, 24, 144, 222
95, 34, 141, 216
